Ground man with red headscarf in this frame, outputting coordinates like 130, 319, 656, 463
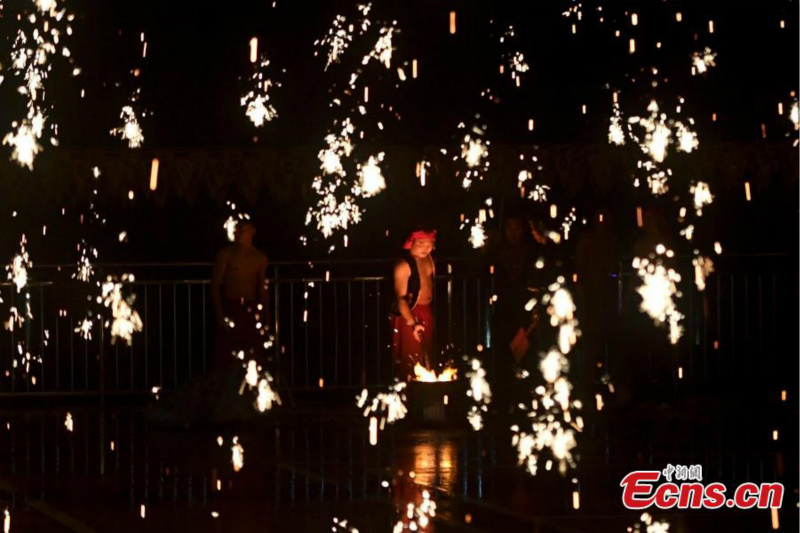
391, 229, 437, 381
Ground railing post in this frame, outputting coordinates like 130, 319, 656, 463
273, 266, 281, 371
99, 322, 105, 402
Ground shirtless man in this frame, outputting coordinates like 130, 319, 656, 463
392, 229, 436, 381
211, 220, 270, 370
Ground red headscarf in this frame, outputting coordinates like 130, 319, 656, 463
403, 229, 437, 249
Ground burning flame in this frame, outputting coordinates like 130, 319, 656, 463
413, 363, 457, 382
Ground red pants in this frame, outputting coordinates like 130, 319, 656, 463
392, 304, 434, 381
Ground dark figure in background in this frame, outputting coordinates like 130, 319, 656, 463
490, 214, 539, 412
211, 220, 270, 370
392, 230, 437, 381
575, 207, 620, 401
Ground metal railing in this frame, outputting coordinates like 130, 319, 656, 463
0, 254, 795, 397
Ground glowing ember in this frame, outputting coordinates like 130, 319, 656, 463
98, 274, 143, 345
630, 512, 670, 533
3, 119, 42, 169
514, 279, 582, 476
691, 47, 717, 74
231, 437, 244, 472
64, 412, 73, 432
692, 255, 714, 292
74, 318, 93, 340
633, 247, 684, 344
413, 363, 458, 382
363, 27, 395, 68
465, 358, 491, 430
357, 381, 407, 444
356, 152, 386, 197
6, 236, 31, 293
111, 105, 144, 148
241, 56, 280, 127
690, 181, 713, 215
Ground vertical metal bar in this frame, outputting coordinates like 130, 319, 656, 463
334, 281, 339, 385
39, 286, 44, 390
462, 279, 467, 349
188, 283, 192, 380
144, 285, 149, 390
305, 282, 310, 388
361, 280, 366, 387
730, 274, 735, 381
319, 279, 324, 386
70, 315, 74, 391
273, 266, 280, 377
347, 281, 352, 387
201, 282, 207, 373
290, 281, 295, 386
55, 305, 60, 391
173, 284, 178, 388
159, 284, 163, 387
375, 280, 381, 385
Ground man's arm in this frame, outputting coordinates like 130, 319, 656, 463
211, 248, 229, 328
257, 254, 271, 328
394, 262, 425, 342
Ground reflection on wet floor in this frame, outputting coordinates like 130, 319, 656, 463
0, 400, 796, 533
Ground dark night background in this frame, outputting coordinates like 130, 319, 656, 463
0, 0, 796, 268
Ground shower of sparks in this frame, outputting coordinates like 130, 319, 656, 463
498, 25, 529, 85
614, 99, 699, 195
241, 55, 281, 127
690, 181, 713, 215
691, 47, 717, 74
393, 489, 437, 533
98, 274, 143, 345
314, 4, 372, 69
692, 255, 714, 292
356, 381, 407, 443
465, 358, 492, 431
459, 132, 490, 189
629, 513, 670, 533
626, 100, 699, 162
468, 222, 486, 249
231, 437, 244, 472
74, 240, 98, 282
513, 279, 582, 476
4, 0, 78, 168
241, 359, 281, 412
608, 103, 626, 145
64, 412, 73, 432
356, 152, 386, 197
362, 26, 395, 69
633, 247, 684, 344
6, 236, 31, 293
110, 105, 144, 148
676, 122, 699, 153
223, 204, 251, 241
3, 119, 43, 170
74, 317, 93, 340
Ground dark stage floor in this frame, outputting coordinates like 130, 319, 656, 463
0, 394, 796, 533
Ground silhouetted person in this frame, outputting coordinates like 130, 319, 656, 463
391, 229, 436, 381
211, 220, 270, 371
575, 207, 619, 400
490, 214, 539, 412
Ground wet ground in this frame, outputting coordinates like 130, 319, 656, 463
0, 391, 796, 533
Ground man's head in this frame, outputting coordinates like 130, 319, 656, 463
234, 220, 256, 245
503, 216, 526, 246
404, 229, 437, 258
